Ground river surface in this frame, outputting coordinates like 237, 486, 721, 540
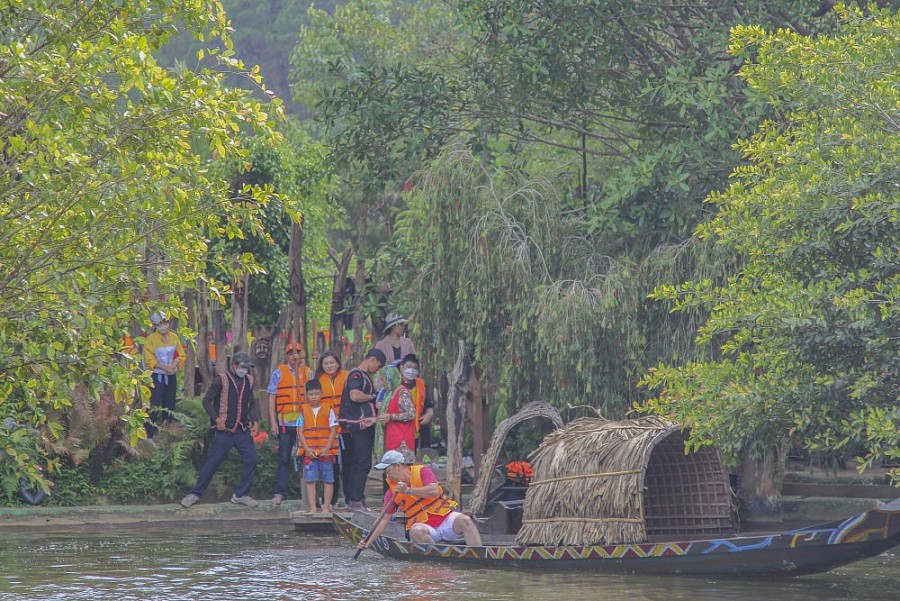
0, 526, 896, 600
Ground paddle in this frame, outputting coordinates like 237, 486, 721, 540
353, 491, 394, 560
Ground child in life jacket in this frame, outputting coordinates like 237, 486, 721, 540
297, 379, 339, 512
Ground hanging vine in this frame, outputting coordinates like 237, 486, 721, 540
396, 148, 733, 423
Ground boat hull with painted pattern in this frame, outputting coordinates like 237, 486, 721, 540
335, 499, 900, 576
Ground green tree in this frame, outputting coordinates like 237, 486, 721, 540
0, 0, 282, 490
212, 128, 338, 328
156, 0, 345, 117
641, 6, 900, 483
290, 0, 459, 354
398, 148, 732, 422
316, 1, 841, 241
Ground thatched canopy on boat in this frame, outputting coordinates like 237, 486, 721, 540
516, 416, 735, 546
469, 400, 564, 516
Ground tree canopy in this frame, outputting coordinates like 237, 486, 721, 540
0, 0, 282, 490
641, 6, 900, 480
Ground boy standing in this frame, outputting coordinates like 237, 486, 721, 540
297, 379, 338, 513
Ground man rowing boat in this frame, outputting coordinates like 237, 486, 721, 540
356, 450, 483, 550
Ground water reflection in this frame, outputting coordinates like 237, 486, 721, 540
0, 527, 895, 601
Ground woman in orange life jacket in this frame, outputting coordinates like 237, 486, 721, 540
356, 450, 483, 549
316, 351, 348, 508
266, 341, 314, 506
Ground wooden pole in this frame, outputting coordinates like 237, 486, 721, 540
231, 259, 249, 354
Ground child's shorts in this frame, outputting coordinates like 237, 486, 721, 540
304, 457, 335, 483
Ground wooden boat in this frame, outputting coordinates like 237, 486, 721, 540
335, 498, 900, 576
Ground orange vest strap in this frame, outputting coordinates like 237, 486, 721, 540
297, 404, 338, 456
275, 365, 308, 423
389, 465, 457, 529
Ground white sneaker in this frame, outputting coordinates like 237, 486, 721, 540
180, 493, 199, 508
231, 494, 258, 507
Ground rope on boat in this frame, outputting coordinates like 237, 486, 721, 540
529, 469, 641, 486
522, 517, 643, 524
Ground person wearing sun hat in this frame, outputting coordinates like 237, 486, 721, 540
356, 450, 482, 550
374, 312, 415, 364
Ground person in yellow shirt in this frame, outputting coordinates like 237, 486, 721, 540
143, 312, 184, 441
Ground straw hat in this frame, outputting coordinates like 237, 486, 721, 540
382, 313, 409, 333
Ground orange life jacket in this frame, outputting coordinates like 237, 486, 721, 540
319, 370, 348, 407
505, 460, 533, 483
411, 377, 426, 436
388, 465, 458, 531
274, 364, 308, 425
319, 370, 348, 434
297, 403, 338, 457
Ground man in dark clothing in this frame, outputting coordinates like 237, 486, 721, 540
180, 351, 261, 508
339, 348, 386, 510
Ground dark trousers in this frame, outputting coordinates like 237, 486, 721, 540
417, 423, 432, 451
331, 454, 342, 505
191, 429, 257, 498
275, 426, 298, 497
146, 372, 178, 439
342, 428, 374, 503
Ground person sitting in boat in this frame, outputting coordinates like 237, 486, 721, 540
357, 450, 483, 549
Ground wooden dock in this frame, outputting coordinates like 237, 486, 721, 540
290, 510, 353, 533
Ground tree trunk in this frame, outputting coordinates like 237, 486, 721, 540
183, 288, 197, 398
446, 339, 470, 504
739, 446, 784, 516
196, 280, 212, 387
213, 308, 228, 374
284, 217, 307, 363
467, 366, 489, 477
350, 217, 367, 365
328, 247, 353, 363
231, 259, 249, 354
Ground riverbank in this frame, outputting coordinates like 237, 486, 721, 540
0, 497, 307, 532
2, 463, 894, 533
2, 494, 891, 534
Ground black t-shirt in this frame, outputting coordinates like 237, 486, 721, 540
339, 368, 375, 432
406, 379, 434, 410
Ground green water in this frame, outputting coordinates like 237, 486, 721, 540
0, 526, 895, 600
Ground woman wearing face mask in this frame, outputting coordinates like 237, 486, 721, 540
378, 353, 429, 467
143, 311, 185, 441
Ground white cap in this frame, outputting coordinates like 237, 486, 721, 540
374, 450, 406, 470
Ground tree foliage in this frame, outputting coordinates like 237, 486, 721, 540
399, 149, 733, 421
299, 1, 838, 425
291, 0, 456, 190
211, 129, 338, 327
314, 1, 841, 241
0, 0, 282, 489
641, 7, 900, 480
